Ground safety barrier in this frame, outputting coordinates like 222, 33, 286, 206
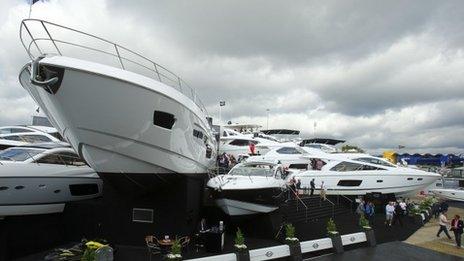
186, 230, 376, 261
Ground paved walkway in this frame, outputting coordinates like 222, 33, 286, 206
404, 203, 464, 258
309, 241, 461, 261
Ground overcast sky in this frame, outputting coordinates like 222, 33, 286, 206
1, 0, 463, 154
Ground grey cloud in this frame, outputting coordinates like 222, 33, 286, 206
109, 1, 454, 65
0, 0, 463, 155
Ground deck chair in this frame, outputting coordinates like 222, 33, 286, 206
145, 235, 161, 261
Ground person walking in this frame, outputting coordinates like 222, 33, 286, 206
287, 176, 296, 200
392, 201, 403, 226
320, 181, 327, 201
365, 202, 375, 226
356, 199, 365, 217
385, 202, 395, 227
451, 215, 463, 248
436, 211, 452, 240
399, 200, 407, 216
296, 178, 302, 195
310, 178, 315, 196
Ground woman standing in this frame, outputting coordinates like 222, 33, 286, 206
451, 215, 463, 248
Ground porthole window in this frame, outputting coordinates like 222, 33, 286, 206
153, 111, 176, 129
417, 178, 423, 181
407, 178, 413, 180
0, 186, 8, 191
15, 185, 25, 190
54, 189, 61, 194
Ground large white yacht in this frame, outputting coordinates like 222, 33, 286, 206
18, 19, 217, 187
0, 143, 102, 217
247, 145, 441, 196
207, 161, 287, 216
0, 128, 61, 150
288, 153, 442, 196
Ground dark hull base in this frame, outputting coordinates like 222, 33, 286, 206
62, 172, 208, 245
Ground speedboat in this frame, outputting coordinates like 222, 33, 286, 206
18, 19, 217, 191
0, 142, 102, 217
289, 153, 442, 196
207, 161, 287, 216
431, 188, 464, 202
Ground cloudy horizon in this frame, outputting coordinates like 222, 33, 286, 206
1, 0, 463, 155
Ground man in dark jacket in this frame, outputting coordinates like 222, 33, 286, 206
310, 178, 315, 196
392, 202, 403, 226
451, 215, 464, 248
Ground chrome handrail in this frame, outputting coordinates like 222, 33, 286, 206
287, 185, 309, 222
19, 19, 207, 114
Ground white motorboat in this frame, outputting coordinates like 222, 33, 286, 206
431, 188, 464, 202
207, 161, 287, 216
18, 19, 217, 189
289, 153, 442, 196
0, 126, 61, 150
219, 127, 297, 159
0, 143, 102, 217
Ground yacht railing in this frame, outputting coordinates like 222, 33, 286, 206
19, 19, 207, 114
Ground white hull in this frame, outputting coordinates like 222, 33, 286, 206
215, 199, 278, 216
293, 171, 440, 196
0, 163, 102, 217
431, 188, 464, 202
19, 56, 216, 175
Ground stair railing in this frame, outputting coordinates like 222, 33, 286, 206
323, 196, 335, 219
287, 185, 309, 222
335, 192, 354, 213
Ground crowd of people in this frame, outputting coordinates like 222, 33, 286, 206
436, 209, 463, 248
217, 153, 242, 172
356, 199, 376, 226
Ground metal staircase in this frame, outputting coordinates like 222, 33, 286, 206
280, 194, 353, 223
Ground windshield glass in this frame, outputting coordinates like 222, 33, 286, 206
0, 148, 45, 161
354, 157, 396, 167
229, 164, 275, 177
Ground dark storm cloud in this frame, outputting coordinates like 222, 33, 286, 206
0, 0, 463, 154
109, 1, 444, 64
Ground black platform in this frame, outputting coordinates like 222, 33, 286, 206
13, 208, 426, 261
310, 241, 462, 261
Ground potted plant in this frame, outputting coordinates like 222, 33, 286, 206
166, 238, 182, 261
359, 215, 376, 246
81, 240, 108, 261
285, 223, 299, 244
285, 223, 302, 261
327, 218, 338, 236
326, 218, 343, 254
234, 228, 249, 261
359, 215, 371, 230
